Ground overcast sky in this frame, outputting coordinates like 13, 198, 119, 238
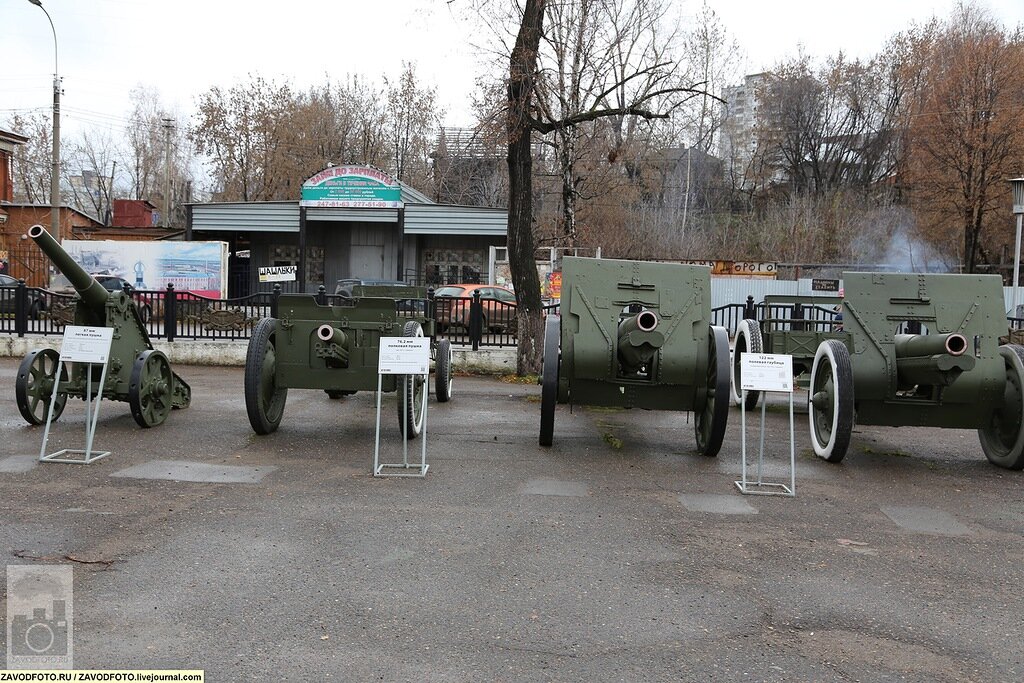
3, 0, 1022, 140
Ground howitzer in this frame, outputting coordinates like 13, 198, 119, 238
15, 225, 191, 428
243, 285, 454, 438
539, 257, 731, 456
807, 272, 1024, 470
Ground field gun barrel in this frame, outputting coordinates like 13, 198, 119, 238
315, 324, 351, 367
617, 310, 664, 372
28, 224, 109, 310
893, 333, 973, 388
894, 332, 968, 358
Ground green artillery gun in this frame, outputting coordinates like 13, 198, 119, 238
731, 294, 851, 409
244, 285, 453, 437
807, 272, 1024, 470
539, 257, 731, 455
15, 224, 191, 428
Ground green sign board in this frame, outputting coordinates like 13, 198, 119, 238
300, 165, 403, 208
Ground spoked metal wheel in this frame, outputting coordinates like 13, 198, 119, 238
695, 325, 731, 457
978, 344, 1024, 470
129, 349, 174, 428
539, 314, 561, 447
730, 318, 764, 409
434, 338, 453, 403
245, 318, 288, 434
808, 339, 854, 462
16, 348, 68, 426
397, 321, 427, 439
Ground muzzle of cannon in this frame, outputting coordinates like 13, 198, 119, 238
617, 310, 664, 373
315, 324, 351, 367
893, 332, 974, 389
539, 256, 731, 458
15, 225, 190, 429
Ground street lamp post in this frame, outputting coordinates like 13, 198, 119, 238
28, 0, 60, 243
1011, 177, 1024, 318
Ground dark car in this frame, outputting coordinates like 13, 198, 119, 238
334, 278, 425, 314
93, 275, 155, 323
0, 274, 47, 319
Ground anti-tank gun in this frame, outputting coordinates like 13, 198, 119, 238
14, 225, 190, 428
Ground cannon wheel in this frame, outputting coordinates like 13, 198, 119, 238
397, 321, 427, 439
16, 348, 68, 426
435, 339, 454, 403
730, 319, 763, 410
245, 318, 288, 435
978, 344, 1024, 470
808, 339, 854, 462
129, 350, 174, 428
695, 325, 730, 457
539, 314, 561, 447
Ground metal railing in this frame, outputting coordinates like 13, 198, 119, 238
6, 281, 1017, 349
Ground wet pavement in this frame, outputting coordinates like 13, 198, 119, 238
1, 357, 1022, 681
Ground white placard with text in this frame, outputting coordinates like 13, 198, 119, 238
379, 336, 430, 375
60, 326, 114, 364
740, 353, 794, 393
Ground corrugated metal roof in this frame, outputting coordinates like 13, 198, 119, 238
404, 203, 507, 235
189, 200, 507, 236
192, 201, 300, 233
399, 182, 434, 205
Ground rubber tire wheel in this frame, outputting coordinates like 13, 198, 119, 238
28, 300, 42, 321
245, 318, 288, 434
16, 348, 67, 425
397, 320, 426, 439
539, 315, 561, 447
695, 325, 731, 457
129, 349, 174, 428
978, 344, 1024, 470
808, 339, 855, 462
139, 304, 152, 324
730, 319, 764, 409
435, 338, 453, 403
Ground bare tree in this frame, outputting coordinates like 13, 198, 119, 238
385, 62, 440, 189
5, 111, 53, 204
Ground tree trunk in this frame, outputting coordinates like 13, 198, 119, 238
507, 0, 547, 375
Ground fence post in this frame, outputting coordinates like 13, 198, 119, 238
427, 287, 436, 332
164, 283, 177, 342
792, 301, 805, 332
470, 289, 483, 351
14, 279, 27, 337
316, 284, 327, 306
271, 284, 281, 318
743, 295, 756, 320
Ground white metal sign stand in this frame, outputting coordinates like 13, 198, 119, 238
373, 336, 431, 478
736, 353, 796, 497
40, 326, 114, 464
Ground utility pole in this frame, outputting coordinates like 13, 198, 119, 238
28, 0, 61, 241
162, 118, 174, 227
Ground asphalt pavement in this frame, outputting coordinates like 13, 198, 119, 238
0, 358, 1022, 681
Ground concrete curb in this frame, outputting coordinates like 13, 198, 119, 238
0, 335, 518, 375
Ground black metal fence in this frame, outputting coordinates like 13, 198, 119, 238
4, 281, 1018, 349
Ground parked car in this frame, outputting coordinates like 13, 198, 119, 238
434, 284, 517, 334
0, 273, 47, 319
93, 275, 155, 323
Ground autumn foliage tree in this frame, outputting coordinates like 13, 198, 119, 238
899, 5, 1024, 273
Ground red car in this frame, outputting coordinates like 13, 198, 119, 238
434, 284, 517, 334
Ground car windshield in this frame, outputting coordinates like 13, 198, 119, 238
434, 286, 467, 297
0, 275, 17, 285
95, 277, 123, 291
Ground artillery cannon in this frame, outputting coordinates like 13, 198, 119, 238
244, 285, 453, 437
15, 225, 191, 428
807, 272, 1024, 470
539, 256, 731, 456
730, 294, 849, 409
